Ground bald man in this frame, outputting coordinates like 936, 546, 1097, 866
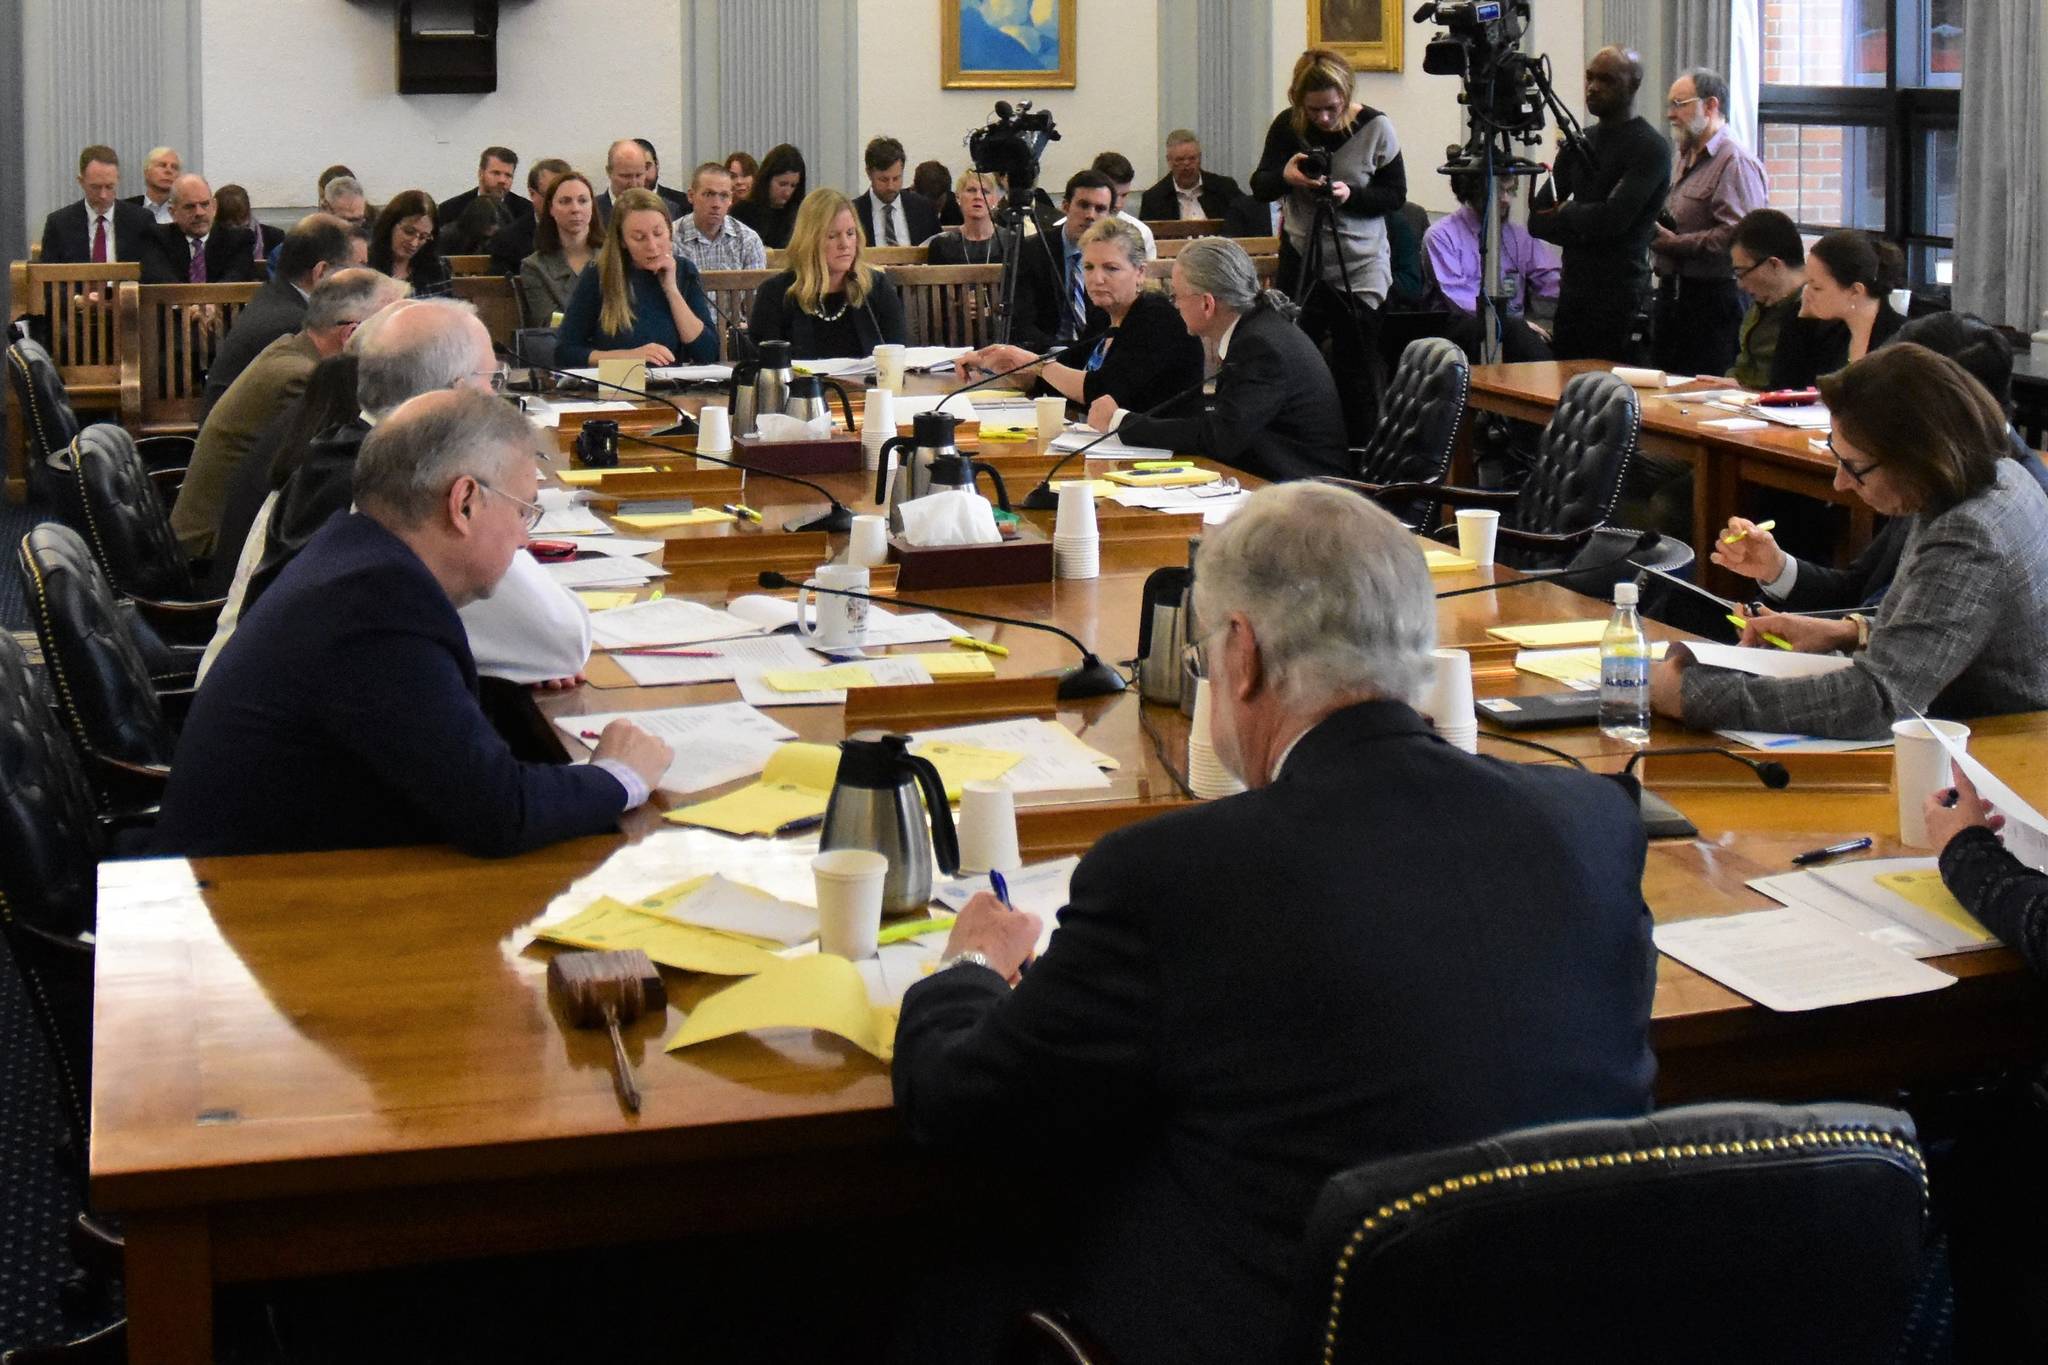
140, 173, 263, 284
594, 138, 651, 225
1527, 45, 1672, 363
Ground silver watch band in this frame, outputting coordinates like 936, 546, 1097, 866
940, 949, 993, 973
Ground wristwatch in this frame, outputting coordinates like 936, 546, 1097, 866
939, 950, 993, 973
1849, 613, 1871, 650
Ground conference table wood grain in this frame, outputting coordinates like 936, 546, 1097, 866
1462, 360, 1878, 596
94, 382, 2048, 1363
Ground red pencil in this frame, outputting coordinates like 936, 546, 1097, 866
611, 647, 720, 657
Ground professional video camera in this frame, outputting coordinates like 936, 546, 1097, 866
967, 99, 1060, 197
1415, 0, 1545, 145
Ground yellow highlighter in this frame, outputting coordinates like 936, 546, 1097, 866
877, 914, 957, 946
950, 635, 1010, 657
1725, 614, 1794, 650
1132, 460, 1192, 471
1720, 519, 1777, 545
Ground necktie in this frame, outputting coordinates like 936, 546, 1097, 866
882, 202, 898, 246
1068, 249, 1087, 336
91, 215, 107, 263
188, 238, 206, 283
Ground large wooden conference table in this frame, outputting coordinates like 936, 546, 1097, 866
92, 384, 2048, 1363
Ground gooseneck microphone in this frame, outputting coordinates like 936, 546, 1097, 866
504, 347, 697, 438
756, 569, 1128, 700
941, 331, 1106, 411
1021, 377, 1209, 512
612, 429, 853, 534
1618, 744, 1791, 840
1621, 746, 1791, 791
1434, 528, 1662, 599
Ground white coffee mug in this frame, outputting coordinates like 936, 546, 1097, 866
874, 344, 907, 392
796, 563, 870, 648
845, 514, 891, 569
1892, 718, 1970, 847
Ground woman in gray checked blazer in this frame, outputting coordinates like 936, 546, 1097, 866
1651, 342, 2048, 740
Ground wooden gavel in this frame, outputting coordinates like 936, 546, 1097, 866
547, 949, 667, 1114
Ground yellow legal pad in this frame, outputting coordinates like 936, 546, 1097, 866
574, 590, 640, 611
666, 954, 898, 1061
1104, 467, 1222, 488
1487, 620, 1610, 648
1515, 642, 1670, 687
1049, 478, 1118, 497
1423, 550, 1477, 574
530, 897, 783, 976
1873, 869, 1996, 943
556, 467, 660, 486
668, 740, 1024, 836
760, 652, 998, 691
610, 508, 738, 530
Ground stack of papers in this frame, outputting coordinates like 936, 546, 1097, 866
892, 391, 1034, 422
534, 897, 787, 976
1047, 428, 1177, 460
1654, 908, 1955, 1011
540, 556, 668, 588
664, 951, 922, 1061
1424, 550, 1476, 574
1515, 642, 1669, 689
1751, 857, 1996, 959
668, 737, 1025, 836
1107, 484, 1246, 514
635, 873, 817, 946
591, 598, 773, 650
1715, 729, 1891, 754
552, 701, 797, 793
911, 718, 1115, 794
1739, 402, 1833, 429
1487, 620, 1608, 648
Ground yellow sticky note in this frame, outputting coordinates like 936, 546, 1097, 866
912, 651, 998, 679
611, 509, 737, 530
1515, 642, 1668, 686
761, 664, 877, 692
665, 954, 897, 1061
1424, 550, 1477, 574
575, 590, 640, 611
531, 897, 783, 975
1050, 478, 1118, 497
909, 740, 1024, 799
1487, 620, 1611, 648
557, 467, 660, 486
1104, 467, 1222, 488
667, 781, 830, 836
1874, 870, 1996, 943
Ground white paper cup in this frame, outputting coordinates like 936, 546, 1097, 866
1055, 481, 1098, 539
1035, 394, 1068, 437
846, 514, 890, 569
1053, 535, 1099, 581
1423, 648, 1477, 751
797, 563, 870, 647
696, 404, 732, 470
957, 781, 1022, 875
1455, 509, 1500, 567
1893, 718, 1970, 847
862, 388, 894, 471
812, 848, 888, 959
873, 344, 907, 391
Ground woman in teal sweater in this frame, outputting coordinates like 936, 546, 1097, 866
557, 188, 718, 367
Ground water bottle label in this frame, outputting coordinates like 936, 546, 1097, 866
1601, 656, 1649, 693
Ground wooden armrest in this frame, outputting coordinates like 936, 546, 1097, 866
155, 684, 198, 725
1004, 1311, 1114, 1365
1494, 525, 1599, 550
90, 752, 170, 816
1426, 484, 1519, 510
134, 434, 196, 470
131, 593, 227, 645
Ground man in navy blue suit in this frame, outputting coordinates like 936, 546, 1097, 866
155, 390, 671, 858
893, 482, 1657, 1365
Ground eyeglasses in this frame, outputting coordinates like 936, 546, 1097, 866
1826, 435, 1882, 486
396, 223, 435, 244
1667, 95, 1703, 110
1183, 624, 1229, 681
1732, 257, 1767, 280
475, 479, 543, 530
468, 363, 511, 394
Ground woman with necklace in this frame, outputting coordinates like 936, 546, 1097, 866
1771, 228, 1906, 387
748, 189, 908, 360
924, 170, 1014, 266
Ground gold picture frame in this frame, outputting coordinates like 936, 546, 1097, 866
1308, 0, 1404, 73
942, 0, 1077, 90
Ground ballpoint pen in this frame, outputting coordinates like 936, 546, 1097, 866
1790, 836, 1874, 865
990, 869, 1011, 906
722, 503, 762, 523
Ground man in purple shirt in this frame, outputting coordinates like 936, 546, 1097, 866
1423, 171, 1561, 361
1650, 67, 1767, 376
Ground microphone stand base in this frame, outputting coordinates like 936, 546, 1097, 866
1020, 482, 1061, 511
1638, 786, 1698, 840
785, 505, 856, 534
1056, 655, 1128, 701
649, 420, 697, 437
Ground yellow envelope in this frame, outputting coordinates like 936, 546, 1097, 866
531, 897, 783, 975
912, 740, 1024, 798
1874, 870, 1996, 942
1424, 550, 1477, 574
912, 651, 998, 679
1487, 620, 1611, 648
666, 781, 830, 836
575, 590, 640, 611
611, 509, 737, 530
666, 954, 897, 1061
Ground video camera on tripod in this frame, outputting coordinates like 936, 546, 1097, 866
966, 100, 1062, 345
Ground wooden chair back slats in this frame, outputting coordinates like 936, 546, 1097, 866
763, 246, 929, 271
697, 269, 777, 361
8, 263, 143, 399
890, 265, 1003, 349
449, 275, 521, 351
444, 254, 494, 277
1146, 218, 1226, 240
118, 281, 263, 435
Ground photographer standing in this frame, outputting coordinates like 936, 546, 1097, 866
1251, 46, 1406, 441
1528, 45, 1671, 364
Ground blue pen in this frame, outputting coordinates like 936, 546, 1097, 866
989, 869, 1011, 906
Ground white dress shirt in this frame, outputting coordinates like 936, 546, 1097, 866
873, 194, 910, 247
142, 195, 174, 225
1176, 181, 1207, 220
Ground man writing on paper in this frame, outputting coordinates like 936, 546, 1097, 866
892, 483, 1656, 1365
155, 390, 670, 858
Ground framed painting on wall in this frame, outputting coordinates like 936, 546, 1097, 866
1308, 0, 1404, 73
942, 0, 1077, 89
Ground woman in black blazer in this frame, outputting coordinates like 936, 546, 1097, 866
1770, 229, 1906, 388
730, 142, 807, 251
367, 190, 452, 297
960, 216, 1203, 416
748, 189, 907, 360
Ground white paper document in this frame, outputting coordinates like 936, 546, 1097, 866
911, 718, 1113, 794
1107, 485, 1247, 514
892, 391, 1035, 421
614, 649, 742, 687
933, 855, 1080, 956
573, 536, 666, 559
533, 504, 612, 536
590, 597, 772, 649
541, 557, 667, 587
649, 873, 817, 946
554, 701, 797, 794
853, 939, 946, 1006
1716, 729, 1891, 754
733, 651, 937, 707
1751, 857, 1998, 958
1683, 641, 1854, 679
1654, 907, 1955, 1011
1741, 402, 1833, 429
1047, 427, 1179, 460
1920, 715, 2048, 873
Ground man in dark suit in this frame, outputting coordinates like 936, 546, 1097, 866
436, 145, 529, 232
154, 389, 671, 859
38, 144, 156, 264
894, 482, 1657, 1365
1005, 170, 1115, 352
593, 139, 651, 227
138, 175, 263, 284
487, 157, 571, 276
202, 215, 357, 415
852, 135, 942, 248
633, 138, 692, 220
1137, 129, 1246, 221
1097, 237, 1347, 483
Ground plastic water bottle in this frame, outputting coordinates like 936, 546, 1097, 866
1599, 581, 1651, 744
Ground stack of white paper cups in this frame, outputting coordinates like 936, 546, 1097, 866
1423, 648, 1479, 753
956, 782, 1022, 875
1053, 480, 1100, 579
1187, 678, 1246, 799
697, 404, 733, 472
861, 387, 894, 472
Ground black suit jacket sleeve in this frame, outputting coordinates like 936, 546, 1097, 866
894, 826, 1159, 1148
1249, 111, 1299, 202
1775, 518, 1906, 612
1005, 230, 1069, 352
1120, 318, 1341, 482
1063, 292, 1204, 413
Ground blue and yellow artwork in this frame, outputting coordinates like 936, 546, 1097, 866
943, 0, 1076, 88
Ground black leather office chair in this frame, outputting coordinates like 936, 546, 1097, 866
1326, 338, 1469, 531
7, 339, 84, 512
69, 424, 224, 640
19, 523, 185, 814
1012, 1101, 1927, 1365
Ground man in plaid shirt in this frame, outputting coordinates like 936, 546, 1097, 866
672, 162, 766, 272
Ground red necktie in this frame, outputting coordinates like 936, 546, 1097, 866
188, 238, 206, 282
91, 215, 107, 263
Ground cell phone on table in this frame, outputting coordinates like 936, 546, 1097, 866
1754, 388, 1821, 407
529, 539, 579, 561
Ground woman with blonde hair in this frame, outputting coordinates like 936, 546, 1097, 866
556, 187, 716, 367
960, 215, 1200, 416
924, 169, 1013, 266
748, 188, 907, 359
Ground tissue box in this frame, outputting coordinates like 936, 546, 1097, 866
733, 432, 865, 475
888, 529, 1054, 590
